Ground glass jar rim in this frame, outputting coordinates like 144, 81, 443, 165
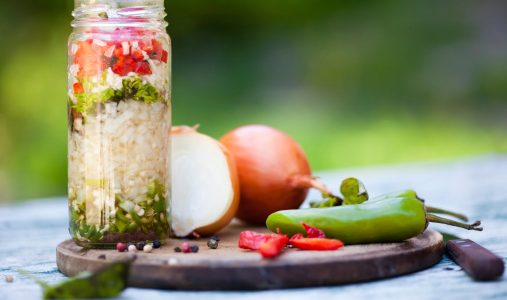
75, 0, 164, 8
72, 0, 167, 28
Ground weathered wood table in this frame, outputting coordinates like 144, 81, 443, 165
1, 155, 506, 299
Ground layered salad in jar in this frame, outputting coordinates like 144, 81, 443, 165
68, 20, 171, 247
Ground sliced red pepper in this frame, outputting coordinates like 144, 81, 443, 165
150, 39, 164, 61
238, 231, 272, 250
113, 46, 124, 59
238, 230, 289, 258
131, 48, 146, 61
302, 223, 326, 238
135, 61, 152, 75
111, 56, 137, 76
161, 50, 168, 63
73, 82, 84, 94
259, 234, 289, 259
289, 233, 304, 242
290, 238, 344, 251
74, 40, 107, 77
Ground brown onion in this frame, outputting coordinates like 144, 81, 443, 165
220, 125, 332, 225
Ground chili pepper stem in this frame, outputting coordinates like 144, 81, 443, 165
426, 214, 483, 231
425, 206, 469, 222
292, 175, 343, 204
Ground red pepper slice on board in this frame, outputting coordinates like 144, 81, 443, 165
289, 233, 304, 242
238, 231, 272, 250
302, 223, 326, 238
259, 235, 289, 258
238, 230, 289, 258
290, 238, 344, 251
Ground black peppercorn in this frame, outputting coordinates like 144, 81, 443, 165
210, 235, 220, 242
136, 241, 146, 251
207, 239, 219, 249
174, 246, 182, 252
190, 245, 199, 253
153, 240, 162, 249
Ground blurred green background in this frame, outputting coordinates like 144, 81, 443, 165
0, 0, 506, 201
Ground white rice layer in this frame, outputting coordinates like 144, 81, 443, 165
68, 100, 170, 225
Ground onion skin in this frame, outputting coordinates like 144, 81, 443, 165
220, 125, 313, 225
171, 126, 240, 236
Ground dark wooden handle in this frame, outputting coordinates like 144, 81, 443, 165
447, 239, 504, 281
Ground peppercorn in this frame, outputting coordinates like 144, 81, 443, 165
181, 242, 190, 253
190, 245, 199, 253
210, 235, 220, 242
143, 244, 153, 253
5, 275, 14, 283
128, 244, 137, 252
116, 242, 127, 252
136, 241, 146, 251
207, 238, 219, 249
174, 246, 182, 253
153, 240, 162, 249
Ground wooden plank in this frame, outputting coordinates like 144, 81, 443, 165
56, 225, 444, 290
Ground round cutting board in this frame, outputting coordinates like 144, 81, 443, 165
56, 225, 444, 290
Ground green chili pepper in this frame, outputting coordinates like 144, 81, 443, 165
370, 189, 419, 202
266, 196, 482, 244
370, 189, 469, 221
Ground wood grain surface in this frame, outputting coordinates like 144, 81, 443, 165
57, 225, 444, 290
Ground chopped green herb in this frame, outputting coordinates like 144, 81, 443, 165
70, 77, 163, 115
122, 77, 161, 103
69, 180, 169, 245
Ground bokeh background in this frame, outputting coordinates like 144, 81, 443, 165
0, 0, 506, 202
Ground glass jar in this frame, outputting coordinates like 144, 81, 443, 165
67, 0, 171, 248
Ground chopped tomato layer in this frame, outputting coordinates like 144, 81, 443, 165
71, 32, 168, 78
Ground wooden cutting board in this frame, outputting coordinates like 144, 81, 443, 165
56, 224, 444, 290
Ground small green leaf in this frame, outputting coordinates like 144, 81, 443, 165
340, 177, 369, 205
19, 261, 130, 299
44, 262, 129, 299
